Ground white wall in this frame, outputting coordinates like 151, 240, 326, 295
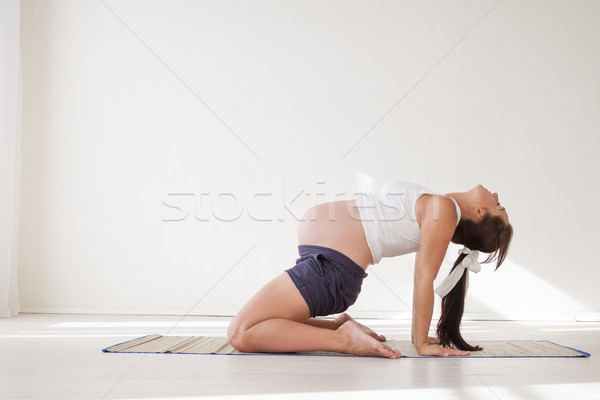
0, 0, 22, 317
19, 0, 600, 320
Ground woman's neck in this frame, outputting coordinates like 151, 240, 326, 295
444, 192, 472, 222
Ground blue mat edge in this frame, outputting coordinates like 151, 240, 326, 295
102, 335, 591, 358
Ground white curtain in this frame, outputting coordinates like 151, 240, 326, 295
0, 0, 21, 317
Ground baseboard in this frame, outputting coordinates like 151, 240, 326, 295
18, 306, 600, 322
348, 311, 594, 322
18, 306, 239, 317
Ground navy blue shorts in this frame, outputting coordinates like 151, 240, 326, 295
285, 245, 368, 318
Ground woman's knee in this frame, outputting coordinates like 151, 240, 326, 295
227, 315, 251, 352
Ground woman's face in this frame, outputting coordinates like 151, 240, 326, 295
472, 184, 509, 224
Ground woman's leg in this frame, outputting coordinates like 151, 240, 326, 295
227, 273, 400, 358
304, 314, 387, 342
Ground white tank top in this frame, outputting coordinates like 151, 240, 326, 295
353, 181, 461, 265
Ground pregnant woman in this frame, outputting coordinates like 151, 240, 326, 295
227, 181, 513, 358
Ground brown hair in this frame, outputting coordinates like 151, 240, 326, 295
436, 214, 513, 351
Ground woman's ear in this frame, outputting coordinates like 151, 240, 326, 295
474, 207, 486, 221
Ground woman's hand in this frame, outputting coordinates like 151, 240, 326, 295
427, 336, 441, 345
416, 342, 470, 357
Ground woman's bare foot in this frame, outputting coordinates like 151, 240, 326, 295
335, 320, 401, 359
335, 313, 386, 342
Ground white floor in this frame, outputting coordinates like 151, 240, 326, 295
1, 314, 599, 400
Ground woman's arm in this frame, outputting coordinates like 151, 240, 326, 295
411, 197, 470, 357
411, 252, 442, 346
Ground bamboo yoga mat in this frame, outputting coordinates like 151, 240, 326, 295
102, 335, 590, 358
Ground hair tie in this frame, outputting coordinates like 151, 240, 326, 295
435, 247, 481, 298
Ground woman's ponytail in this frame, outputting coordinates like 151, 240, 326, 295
436, 253, 482, 351
436, 214, 514, 351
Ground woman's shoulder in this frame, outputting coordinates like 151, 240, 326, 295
416, 194, 458, 229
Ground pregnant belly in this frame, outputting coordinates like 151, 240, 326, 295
297, 200, 372, 269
